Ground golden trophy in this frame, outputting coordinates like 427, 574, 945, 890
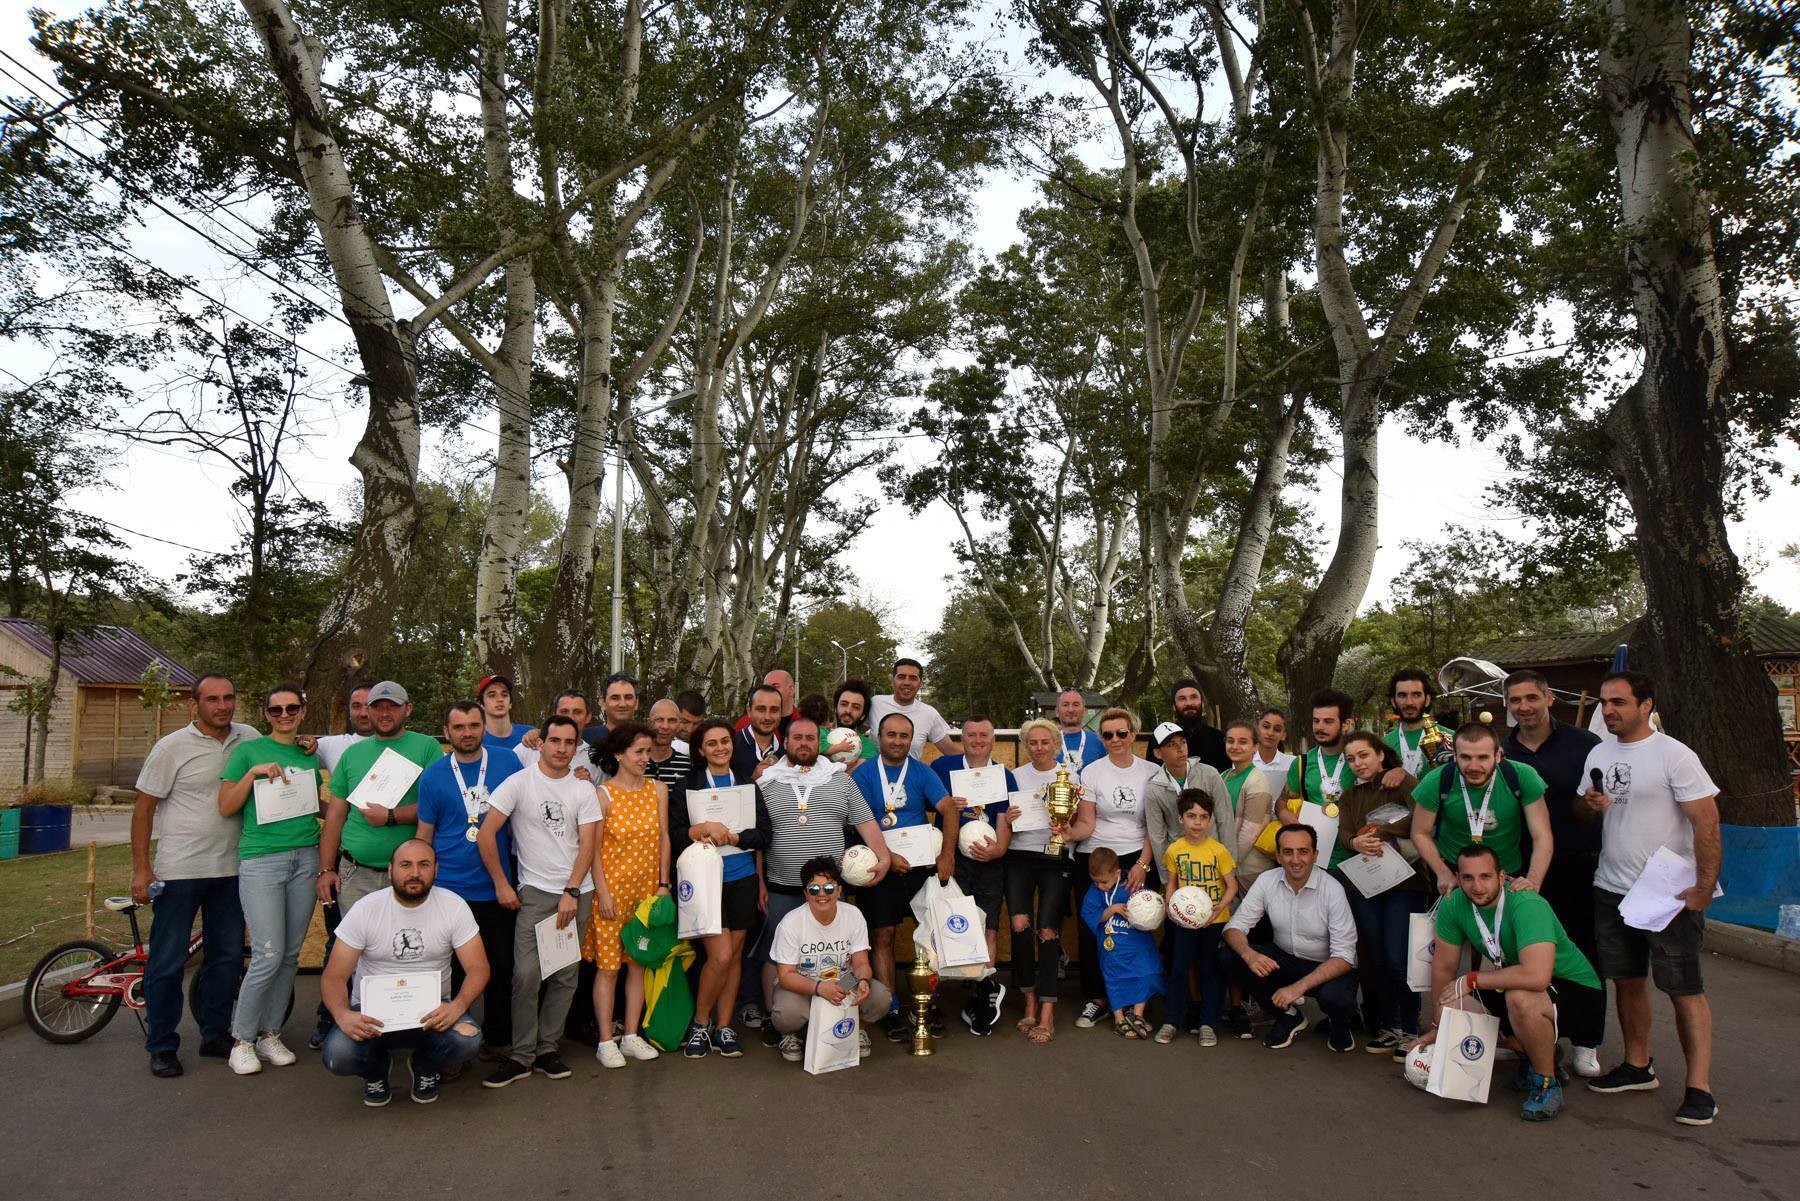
1044, 763, 1080, 858
1418, 714, 1452, 766
908, 952, 937, 1057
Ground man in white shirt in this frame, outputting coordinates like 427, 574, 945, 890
476, 715, 602, 1086
515, 690, 601, 780
318, 839, 488, 1107
1580, 672, 1722, 1127
311, 684, 373, 773
1224, 824, 1360, 1052
867, 658, 956, 758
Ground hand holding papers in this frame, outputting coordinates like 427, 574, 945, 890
1620, 846, 1723, 932
345, 747, 424, 812
1008, 789, 1049, 833
883, 824, 936, 867
360, 970, 441, 1033
691, 785, 755, 835
948, 764, 1007, 807
253, 768, 320, 824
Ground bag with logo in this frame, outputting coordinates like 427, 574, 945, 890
675, 841, 722, 940
1426, 993, 1499, 1104
1407, 900, 1439, 993
803, 994, 860, 1075
930, 891, 989, 970
908, 875, 991, 979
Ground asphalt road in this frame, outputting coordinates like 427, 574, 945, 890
2, 952, 1794, 1201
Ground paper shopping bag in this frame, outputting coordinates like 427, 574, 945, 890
676, 841, 723, 940
1427, 997, 1500, 1104
909, 875, 990, 979
803, 994, 859, 1075
929, 891, 990, 969
1407, 903, 1439, 993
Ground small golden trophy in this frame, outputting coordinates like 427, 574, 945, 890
1044, 763, 1079, 858
1418, 714, 1451, 766
908, 952, 936, 1057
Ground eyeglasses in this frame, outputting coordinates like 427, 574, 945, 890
1100, 729, 1131, 741
265, 704, 304, 716
804, 883, 840, 896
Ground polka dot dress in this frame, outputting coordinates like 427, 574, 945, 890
583, 778, 662, 970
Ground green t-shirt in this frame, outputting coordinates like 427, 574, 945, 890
1411, 762, 1546, 875
1382, 725, 1427, 764
1285, 749, 1347, 807
1436, 887, 1600, 989
221, 737, 323, 859
1222, 764, 1255, 816
330, 730, 442, 867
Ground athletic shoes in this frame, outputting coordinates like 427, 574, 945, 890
1264, 1008, 1309, 1050
1521, 1073, 1563, 1122
1570, 1044, 1602, 1078
682, 1023, 711, 1059
1675, 1088, 1718, 1126
1588, 1059, 1659, 1093
778, 1033, 803, 1063
1075, 999, 1107, 1029
1364, 1028, 1403, 1054
711, 1026, 744, 1058
483, 1060, 530, 1088
363, 1077, 392, 1107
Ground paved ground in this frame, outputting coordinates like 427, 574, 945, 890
3, 952, 1794, 1201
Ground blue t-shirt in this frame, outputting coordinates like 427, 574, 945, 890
930, 755, 1018, 841
1059, 729, 1105, 769
852, 756, 948, 829
1079, 881, 1166, 1006
692, 767, 759, 884
415, 749, 524, 901
481, 724, 535, 751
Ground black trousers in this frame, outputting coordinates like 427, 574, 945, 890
1539, 852, 1605, 1047
453, 900, 516, 1048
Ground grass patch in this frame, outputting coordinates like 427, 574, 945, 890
0, 843, 146, 986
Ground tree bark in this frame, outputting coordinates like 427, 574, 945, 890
1597, 0, 1793, 826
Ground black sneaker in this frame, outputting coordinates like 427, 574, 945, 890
1326, 1018, 1355, 1053
1264, 1008, 1309, 1050
962, 997, 994, 1038
927, 1005, 946, 1038
738, 1003, 767, 1031
760, 1022, 781, 1049
1587, 1059, 1659, 1094
1225, 1005, 1252, 1040
1365, 1028, 1402, 1054
149, 1051, 184, 1078
682, 1023, 711, 1059
1075, 999, 1107, 1029
308, 1014, 332, 1051
883, 1012, 911, 1044
1674, 1088, 1718, 1126
482, 1060, 531, 1089
533, 1053, 572, 1079
983, 979, 1007, 1030
363, 1076, 392, 1107
198, 1034, 233, 1058
711, 1026, 744, 1058
410, 1067, 441, 1104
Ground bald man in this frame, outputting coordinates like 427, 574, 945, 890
734, 669, 797, 736
1055, 689, 1105, 768
647, 698, 692, 785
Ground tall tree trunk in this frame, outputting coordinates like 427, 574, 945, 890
1598, 0, 1793, 826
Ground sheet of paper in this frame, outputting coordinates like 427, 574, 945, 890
360, 969, 440, 1033
691, 784, 755, 834
1364, 801, 1411, 827
1296, 801, 1340, 863
253, 768, 320, 824
1008, 789, 1049, 833
1619, 846, 1722, 933
1338, 843, 1416, 898
949, 764, 1007, 806
536, 912, 582, 976
345, 747, 424, 812
883, 824, 936, 866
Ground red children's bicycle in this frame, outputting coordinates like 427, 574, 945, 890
22, 894, 291, 1044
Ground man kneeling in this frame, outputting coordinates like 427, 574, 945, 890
1414, 844, 1605, 1122
768, 856, 893, 1063
320, 839, 489, 1106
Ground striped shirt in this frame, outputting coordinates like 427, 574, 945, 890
758, 769, 875, 887
649, 748, 691, 787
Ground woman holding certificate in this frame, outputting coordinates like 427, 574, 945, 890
217, 682, 323, 1076
584, 722, 672, 1069
1005, 719, 1096, 1045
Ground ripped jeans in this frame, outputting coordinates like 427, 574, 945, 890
232, 846, 320, 1042
322, 1012, 483, 1083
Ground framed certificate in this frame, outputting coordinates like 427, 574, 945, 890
346, 747, 424, 811
883, 824, 935, 865
949, 764, 1007, 806
360, 969, 441, 1032
253, 768, 320, 824
1008, 789, 1049, 833
692, 784, 755, 833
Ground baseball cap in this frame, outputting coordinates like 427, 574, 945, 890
366, 680, 409, 705
476, 673, 514, 698
1150, 721, 1186, 749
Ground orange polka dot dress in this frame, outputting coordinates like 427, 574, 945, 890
583, 778, 663, 970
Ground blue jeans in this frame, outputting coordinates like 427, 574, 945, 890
1344, 885, 1429, 1034
144, 876, 243, 1054
233, 848, 319, 1041
321, 1013, 483, 1083
1165, 924, 1226, 1029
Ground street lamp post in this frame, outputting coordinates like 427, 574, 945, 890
829, 638, 865, 684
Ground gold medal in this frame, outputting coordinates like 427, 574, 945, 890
882, 811, 897, 828
1471, 832, 1484, 844
1103, 935, 1116, 951
1323, 802, 1339, 818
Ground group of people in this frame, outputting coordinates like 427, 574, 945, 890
129, 658, 1723, 1126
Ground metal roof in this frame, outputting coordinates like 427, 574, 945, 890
0, 618, 198, 687
1475, 611, 1800, 666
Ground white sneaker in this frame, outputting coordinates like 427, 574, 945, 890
778, 1033, 803, 1063
254, 1033, 296, 1066
595, 1041, 627, 1069
857, 1029, 873, 1059
1571, 1045, 1603, 1078
619, 1034, 660, 1061
1197, 1025, 1218, 1047
228, 1041, 263, 1076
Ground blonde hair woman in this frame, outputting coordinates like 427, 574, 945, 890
1005, 718, 1096, 1043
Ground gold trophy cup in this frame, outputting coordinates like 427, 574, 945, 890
908, 953, 936, 1057
1044, 763, 1079, 858
1418, 714, 1451, 766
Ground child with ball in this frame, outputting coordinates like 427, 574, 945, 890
1158, 790, 1238, 1045
1080, 847, 1165, 1039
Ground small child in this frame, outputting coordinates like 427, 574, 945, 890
1079, 847, 1164, 1039
1159, 789, 1239, 1046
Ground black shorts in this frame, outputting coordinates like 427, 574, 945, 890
857, 865, 931, 929
1475, 978, 1607, 1038
1593, 887, 1705, 996
721, 874, 760, 932
953, 856, 1004, 931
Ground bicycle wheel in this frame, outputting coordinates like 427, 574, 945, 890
24, 940, 123, 1044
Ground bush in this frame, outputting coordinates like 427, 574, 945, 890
14, 779, 91, 807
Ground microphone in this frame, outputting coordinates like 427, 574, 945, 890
1589, 767, 1604, 794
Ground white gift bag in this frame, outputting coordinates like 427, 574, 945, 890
1407, 902, 1439, 993
929, 892, 990, 969
803, 994, 860, 1075
676, 841, 723, 940
908, 876, 992, 980
1426, 996, 1500, 1104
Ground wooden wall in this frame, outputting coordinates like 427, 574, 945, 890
0, 624, 81, 797
73, 686, 192, 790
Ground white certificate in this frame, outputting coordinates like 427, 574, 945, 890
1338, 843, 1417, 898
1297, 801, 1340, 863
345, 747, 424, 811
253, 768, 320, 824
360, 969, 441, 1033
1008, 788, 1049, 833
883, 824, 936, 865
949, 764, 1008, 806
535, 912, 582, 976
1619, 846, 1722, 932
691, 784, 755, 833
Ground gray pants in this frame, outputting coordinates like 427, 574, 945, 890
337, 856, 390, 910
511, 885, 592, 1065
770, 980, 893, 1034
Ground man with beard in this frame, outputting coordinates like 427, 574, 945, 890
734, 684, 786, 781
735, 668, 797, 736
320, 682, 443, 914
311, 684, 374, 773
1281, 689, 1356, 818
830, 679, 879, 772
1411, 723, 1553, 897
1054, 688, 1104, 768
319, 839, 489, 1106
673, 689, 708, 752
1381, 669, 1444, 780
1170, 679, 1230, 772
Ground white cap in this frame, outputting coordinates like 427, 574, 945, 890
1151, 721, 1185, 748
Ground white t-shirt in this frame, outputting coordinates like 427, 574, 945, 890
514, 741, 600, 776
314, 732, 367, 774
1255, 749, 1295, 800
334, 886, 480, 1006
1585, 731, 1718, 895
771, 901, 871, 985
1077, 755, 1159, 855
1011, 762, 1063, 854
487, 765, 602, 894
868, 694, 951, 756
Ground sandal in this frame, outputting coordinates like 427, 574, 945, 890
1125, 1013, 1153, 1040
1027, 1023, 1055, 1045
1015, 1015, 1039, 1032
1114, 1016, 1138, 1039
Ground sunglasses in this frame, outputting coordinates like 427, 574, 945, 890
266, 704, 304, 716
804, 883, 840, 896
1100, 729, 1132, 741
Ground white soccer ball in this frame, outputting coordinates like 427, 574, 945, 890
1404, 1043, 1434, 1090
825, 727, 861, 761
927, 825, 944, 859
957, 817, 997, 856
1126, 890, 1165, 931
1167, 886, 1215, 929
840, 844, 879, 887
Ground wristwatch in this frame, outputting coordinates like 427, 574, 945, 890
563, 887, 580, 900
384, 809, 397, 827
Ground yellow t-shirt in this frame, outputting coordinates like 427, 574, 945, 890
1162, 835, 1236, 923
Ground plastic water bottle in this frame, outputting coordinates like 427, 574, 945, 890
1778, 904, 1800, 941
148, 881, 165, 902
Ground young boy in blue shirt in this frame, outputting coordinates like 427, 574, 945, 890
1080, 847, 1164, 1039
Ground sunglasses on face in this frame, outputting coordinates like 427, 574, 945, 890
1100, 729, 1131, 741
804, 883, 840, 896
266, 704, 304, 716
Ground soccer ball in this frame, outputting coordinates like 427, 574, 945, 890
1404, 1042, 1434, 1090
825, 727, 862, 761
1126, 890, 1165, 931
841, 844, 879, 887
1167, 886, 1215, 929
957, 817, 997, 856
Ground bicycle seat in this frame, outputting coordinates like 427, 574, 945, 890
103, 896, 140, 912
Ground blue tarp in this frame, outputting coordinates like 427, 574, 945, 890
1715, 824, 1800, 932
